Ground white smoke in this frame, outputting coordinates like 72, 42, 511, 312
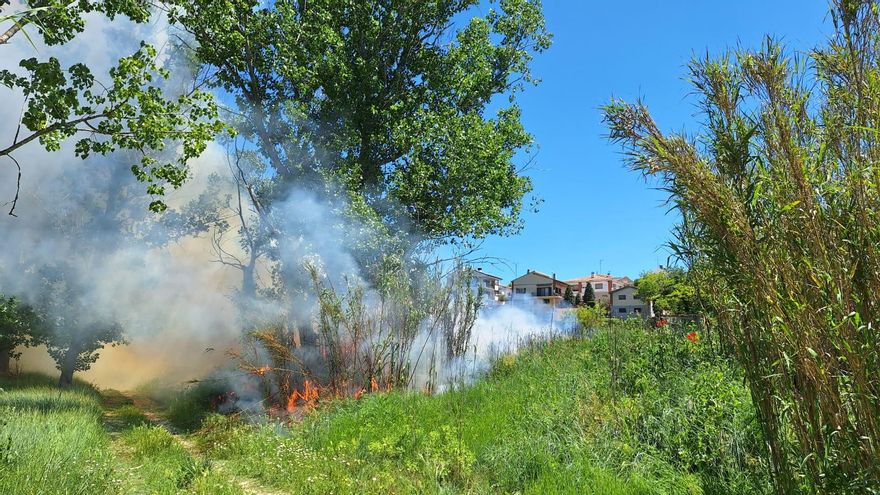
433, 297, 577, 390
1, 5, 567, 396
0, 4, 242, 388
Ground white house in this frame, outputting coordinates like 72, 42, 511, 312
471, 268, 504, 301
610, 285, 653, 319
509, 270, 570, 306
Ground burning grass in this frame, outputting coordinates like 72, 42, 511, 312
191, 320, 769, 494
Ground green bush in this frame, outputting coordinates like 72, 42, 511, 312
605, 2, 880, 489
575, 305, 607, 331
164, 381, 230, 432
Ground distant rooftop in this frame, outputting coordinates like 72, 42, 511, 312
471, 267, 502, 280
511, 270, 570, 285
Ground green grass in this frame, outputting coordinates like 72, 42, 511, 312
0, 372, 242, 495
0, 322, 770, 494
193, 321, 771, 494
164, 381, 231, 433
0, 374, 118, 494
118, 425, 206, 493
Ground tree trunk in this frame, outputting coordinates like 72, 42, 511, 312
58, 346, 79, 388
0, 343, 11, 375
242, 254, 257, 299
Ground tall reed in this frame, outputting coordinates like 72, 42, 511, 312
604, 2, 880, 492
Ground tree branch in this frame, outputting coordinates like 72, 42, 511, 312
0, 18, 26, 44
3, 153, 21, 216
0, 113, 103, 157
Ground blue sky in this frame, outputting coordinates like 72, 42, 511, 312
469, 1, 831, 282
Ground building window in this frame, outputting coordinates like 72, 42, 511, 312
515, 288, 526, 294
633, 295, 641, 300
618, 307, 627, 313
537, 287, 551, 296
618, 294, 627, 300
594, 282, 604, 289
633, 308, 642, 314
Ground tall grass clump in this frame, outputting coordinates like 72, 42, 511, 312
119, 425, 206, 494
604, 1, 880, 491
0, 374, 117, 493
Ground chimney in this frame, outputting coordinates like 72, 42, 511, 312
527, 269, 531, 273
477, 267, 483, 272
591, 271, 595, 276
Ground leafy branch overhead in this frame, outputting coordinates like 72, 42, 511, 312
171, 0, 551, 243
0, 1, 224, 214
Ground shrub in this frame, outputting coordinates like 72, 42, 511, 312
575, 305, 606, 332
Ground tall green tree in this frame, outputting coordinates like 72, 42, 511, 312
0, 295, 41, 374
563, 286, 574, 306
37, 266, 126, 388
169, 0, 551, 289
582, 282, 595, 307
0, 0, 224, 214
634, 267, 698, 315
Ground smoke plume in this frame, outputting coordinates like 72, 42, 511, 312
0, 5, 568, 394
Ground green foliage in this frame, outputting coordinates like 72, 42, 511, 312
582, 282, 595, 306
575, 304, 606, 330
634, 267, 698, 315
0, 328, 767, 494
120, 425, 207, 493
0, 373, 244, 494
112, 405, 149, 429
604, 1, 880, 491
0, 295, 42, 372
2, 1, 151, 47
163, 380, 229, 432
195, 322, 768, 494
171, 0, 550, 245
0, 376, 117, 494
563, 285, 575, 305
1, 2, 224, 213
36, 269, 128, 387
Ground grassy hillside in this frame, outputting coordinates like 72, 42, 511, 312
193, 322, 770, 494
0, 322, 771, 494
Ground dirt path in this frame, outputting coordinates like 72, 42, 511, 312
100, 389, 288, 495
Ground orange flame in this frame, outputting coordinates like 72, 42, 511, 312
287, 380, 319, 412
254, 366, 271, 376
370, 376, 379, 393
